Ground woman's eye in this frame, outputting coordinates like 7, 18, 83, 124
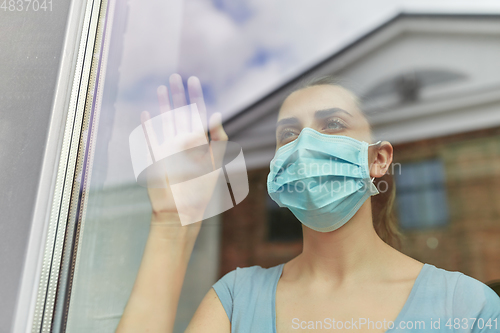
279, 129, 298, 142
324, 118, 347, 131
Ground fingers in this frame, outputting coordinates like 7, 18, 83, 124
157, 85, 171, 112
187, 76, 208, 139
170, 74, 190, 132
157, 85, 176, 137
208, 112, 228, 142
170, 73, 187, 108
155, 74, 211, 141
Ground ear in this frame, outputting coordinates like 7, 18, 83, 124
369, 141, 393, 178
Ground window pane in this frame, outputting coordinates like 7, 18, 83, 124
267, 196, 303, 242
395, 159, 449, 230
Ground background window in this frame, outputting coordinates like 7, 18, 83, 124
395, 159, 449, 229
267, 196, 303, 242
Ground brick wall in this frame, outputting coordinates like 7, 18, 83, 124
220, 126, 500, 284
394, 126, 500, 282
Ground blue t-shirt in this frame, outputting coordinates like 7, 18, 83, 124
212, 263, 500, 332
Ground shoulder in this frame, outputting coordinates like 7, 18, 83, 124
213, 264, 282, 295
423, 264, 463, 284
453, 273, 500, 318
425, 265, 500, 319
211, 264, 283, 321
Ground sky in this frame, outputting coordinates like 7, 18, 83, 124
117, 0, 500, 120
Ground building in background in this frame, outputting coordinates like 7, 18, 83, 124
220, 13, 500, 285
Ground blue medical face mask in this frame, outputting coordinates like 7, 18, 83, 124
267, 127, 381, 233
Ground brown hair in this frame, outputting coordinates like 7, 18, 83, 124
289, 75, 402, 248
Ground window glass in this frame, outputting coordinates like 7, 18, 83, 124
267, 196, 303, 242
395, 159, 449, 229
58, 1, 500, 332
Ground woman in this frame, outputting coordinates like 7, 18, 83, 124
116, 74, 500, 333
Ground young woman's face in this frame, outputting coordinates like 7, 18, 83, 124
276, 85, 372, 150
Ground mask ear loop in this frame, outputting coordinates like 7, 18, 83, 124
368, 140, 382, 183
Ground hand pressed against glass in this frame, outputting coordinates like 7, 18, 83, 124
116, 74, 230, 333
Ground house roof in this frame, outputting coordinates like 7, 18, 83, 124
223, 12, 500, 137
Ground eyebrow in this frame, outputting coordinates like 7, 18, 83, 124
276, 108, 352, 128
276, 117, 300, 128
314, 108, 353, 120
